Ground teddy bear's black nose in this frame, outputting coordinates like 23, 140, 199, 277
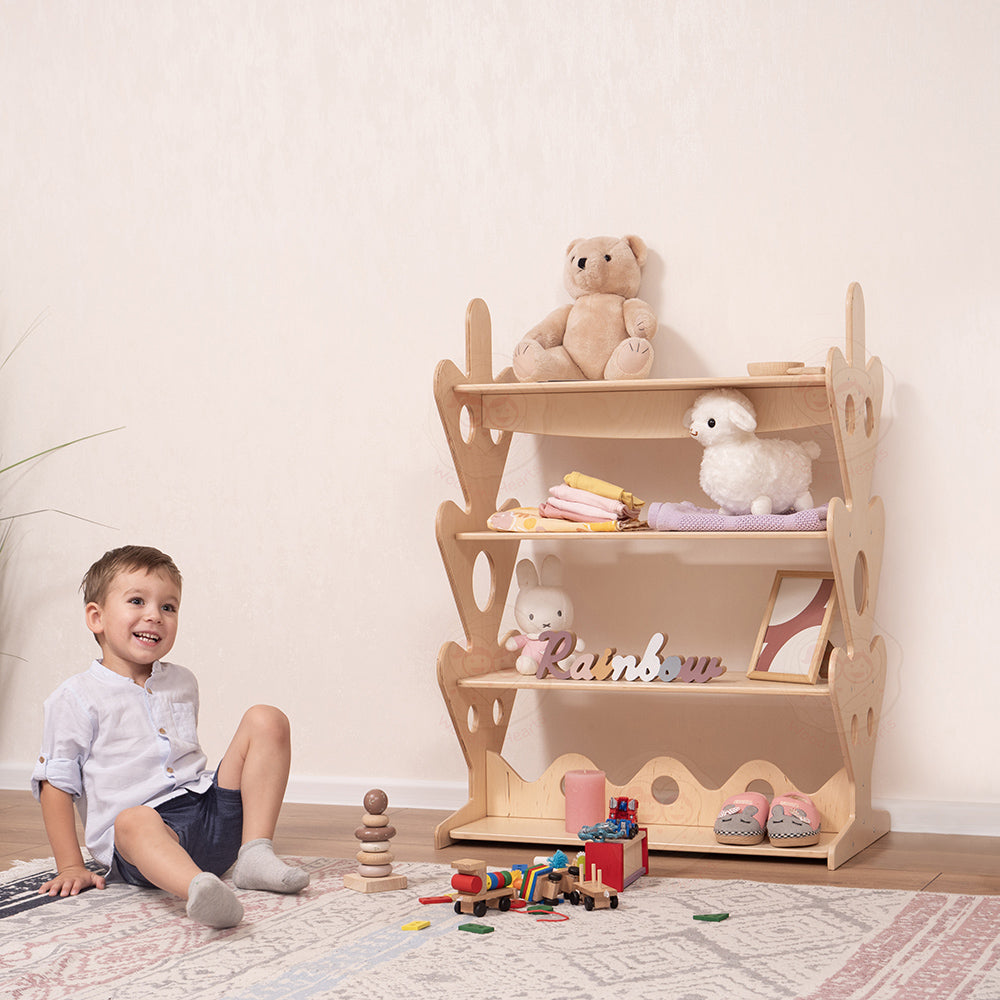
577, 257, 587, 269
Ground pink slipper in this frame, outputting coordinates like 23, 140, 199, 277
767, 792, 821, 847
714, 792, 770, 845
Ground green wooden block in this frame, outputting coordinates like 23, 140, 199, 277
693, 912, 729, 922
458, 922, 494, 934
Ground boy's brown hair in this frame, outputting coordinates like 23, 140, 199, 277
81, 545, 183, 606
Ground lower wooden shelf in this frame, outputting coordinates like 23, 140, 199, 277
447, 815, 836, 862
432, 752, 889, 868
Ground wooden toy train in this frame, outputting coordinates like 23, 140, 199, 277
450, 859, 517, 916
450, 858, 618, 915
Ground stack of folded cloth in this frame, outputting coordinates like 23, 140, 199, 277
538, 471, 644, 530
487, 472, 646, 533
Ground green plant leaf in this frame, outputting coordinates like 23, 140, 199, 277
0, 427, 125, 477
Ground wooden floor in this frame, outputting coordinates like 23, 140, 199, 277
3, 790, 998, 895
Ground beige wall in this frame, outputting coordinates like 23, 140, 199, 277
1, 1, 998, 834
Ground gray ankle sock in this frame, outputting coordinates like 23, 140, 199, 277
186, 872, 244, 928
232, 838, 309, 894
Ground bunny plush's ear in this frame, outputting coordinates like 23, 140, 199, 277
538, 555, 563, 587
516, 559, 539, 590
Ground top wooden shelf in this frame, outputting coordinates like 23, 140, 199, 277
454, 372, 828, 394
449, 371, 833, 440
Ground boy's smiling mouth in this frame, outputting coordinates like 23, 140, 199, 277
134, 632, 161, 645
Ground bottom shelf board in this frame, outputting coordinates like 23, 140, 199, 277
445, 816, 835, 862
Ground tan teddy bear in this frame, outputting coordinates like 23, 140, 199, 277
512, 235, 657, 382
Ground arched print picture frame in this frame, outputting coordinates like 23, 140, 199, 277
748, 571, 837, 684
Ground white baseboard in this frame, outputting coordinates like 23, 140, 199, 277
873, 798, 1000, 837
0, 762, 468, 813
0, 764, 33, 793
4, 762, 998, 837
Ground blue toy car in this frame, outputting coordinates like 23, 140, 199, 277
577, 819, 619, 842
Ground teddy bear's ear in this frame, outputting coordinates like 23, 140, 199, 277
516, 559, 539, 590
566, 239, 584, 257
623, 235, 648, 268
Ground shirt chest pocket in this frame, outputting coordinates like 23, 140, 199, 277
167, 703, 200, 752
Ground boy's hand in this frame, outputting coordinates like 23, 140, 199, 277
39, 865, 107, 897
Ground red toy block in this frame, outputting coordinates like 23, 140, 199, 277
584, 828, 648, 892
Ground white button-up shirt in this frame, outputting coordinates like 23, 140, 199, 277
32, 659, 214, 866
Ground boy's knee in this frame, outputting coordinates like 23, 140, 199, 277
244, 704, 290, 741
114, 805, 159, 843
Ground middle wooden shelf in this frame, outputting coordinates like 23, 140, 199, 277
457, 668, 832, 698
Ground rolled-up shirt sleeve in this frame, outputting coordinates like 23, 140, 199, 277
31, 686, 93, 801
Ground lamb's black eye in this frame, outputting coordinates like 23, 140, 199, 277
604, 254, 611, 261
707, 418, 716, 428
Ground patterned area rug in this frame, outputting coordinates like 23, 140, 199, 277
3, 857, 1000, 1000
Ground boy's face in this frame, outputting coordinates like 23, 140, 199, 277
85, 567, 181, 680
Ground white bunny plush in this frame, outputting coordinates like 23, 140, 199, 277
682, 388, 821, 516
504, 555, 583, 675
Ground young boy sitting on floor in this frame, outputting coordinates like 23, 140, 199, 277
32, 545, 309, 928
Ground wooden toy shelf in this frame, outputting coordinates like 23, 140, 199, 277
434, 284, 888, 869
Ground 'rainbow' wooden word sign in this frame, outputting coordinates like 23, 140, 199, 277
534, 631, 725, 683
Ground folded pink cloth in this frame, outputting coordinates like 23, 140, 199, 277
646, 501, 828, 532
547, 484, 637, 518
540, 498, 627, 523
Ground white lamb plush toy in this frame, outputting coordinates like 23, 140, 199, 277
682, 388, 821, 516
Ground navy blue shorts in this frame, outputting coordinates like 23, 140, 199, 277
111, 773, 243, 888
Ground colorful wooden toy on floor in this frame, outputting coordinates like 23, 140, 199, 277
568, 863, 619, 911
342, 788, 408, 893
450, 859, 517, 917
520, 863, 553, 902
585, 831, 649, 892
537, 867, 578, 904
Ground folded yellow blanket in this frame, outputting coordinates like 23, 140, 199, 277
487, 506, 620, 533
